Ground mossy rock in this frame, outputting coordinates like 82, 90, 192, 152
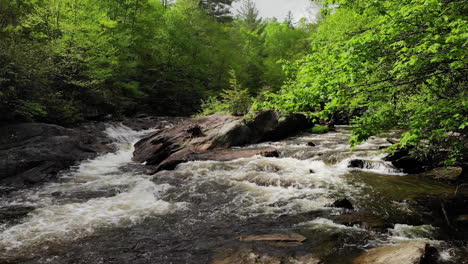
311, 125, 329, 134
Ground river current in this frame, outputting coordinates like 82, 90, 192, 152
0, 122, 466, 263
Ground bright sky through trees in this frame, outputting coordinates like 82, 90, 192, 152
232, 0, 320, 22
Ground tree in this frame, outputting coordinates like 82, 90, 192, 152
198, 0, 234, 21
237, 0, 261, 31
257, 0, 467, 163
285, 10, 294, 27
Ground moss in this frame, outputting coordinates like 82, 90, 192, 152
311, 125, 329, 134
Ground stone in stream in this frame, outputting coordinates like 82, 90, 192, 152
236, 233, 307, 248
329, 198, 354, 210
347, 159, 384, 170
331, 214, 389, 229
212, 248, 321, 264
352, 242, 436, 264
133, 110, 312, 172
0, 123, 115, 188
237, 233, 307, 242
383, 149, 426, 174
348, 159, 366, 169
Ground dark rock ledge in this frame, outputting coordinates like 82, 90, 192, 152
0, 123, 115, 189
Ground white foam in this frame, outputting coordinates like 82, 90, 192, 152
297, 217, 365, 232
0, 181, 186, 255
387, 224, 439, 243
0, 124, 182, 258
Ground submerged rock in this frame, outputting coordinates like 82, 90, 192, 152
352, 242, 435, 264
133, 110, 311, 172
418, 167, 464, 182
0, 123, 114, 187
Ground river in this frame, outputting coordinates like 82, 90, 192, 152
0, 123, 466, 263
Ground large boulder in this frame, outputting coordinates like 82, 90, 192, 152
0, 123, 114, 188
133, 110, 311, 172
353, 242, 435, 264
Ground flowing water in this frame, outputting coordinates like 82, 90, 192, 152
0, 123, 466, 263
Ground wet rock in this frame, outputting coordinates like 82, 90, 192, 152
383, 148, 426, 174
352, 242, 434, 264
330, 198, 354, 210
252, 111, 312, 142
237, 233, 307, 247
133, 111, 311, 172
384, 148, 454, 175
307, 142, 316, 147
348, 159, 366, 169
387, 138, 400, 145
347, 159, 385, 170
156, 148, 280, 171
418, 167, 464, 182
0, 123, 115, 188
331, 214, 389, 229
237, 233, 306, 243
392, 156, 425, 174
213, 249, 321, 264
411, 195, 468, 238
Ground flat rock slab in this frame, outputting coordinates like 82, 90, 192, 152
353, 242, 429, 264
330, 214, 389, 229
236, 233, 306, 243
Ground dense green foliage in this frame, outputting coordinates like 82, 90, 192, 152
0, 0, 308, 123
1, 0, 466, 163
199, 70, 253, 116
256, 0, 467, 163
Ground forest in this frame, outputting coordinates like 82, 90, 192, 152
0, 0, 466, 161
1, 1, 468, 263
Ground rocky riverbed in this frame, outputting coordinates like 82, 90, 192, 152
0, 114, 466, 264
